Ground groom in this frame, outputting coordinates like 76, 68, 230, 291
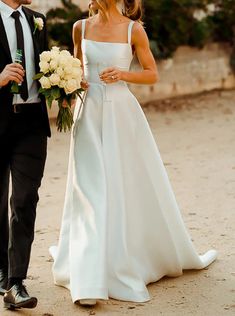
0, 0, 50, 310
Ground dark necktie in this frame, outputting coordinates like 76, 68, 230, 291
11, 11, 29, 101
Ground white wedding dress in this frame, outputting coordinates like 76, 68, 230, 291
50, 20, 217, 303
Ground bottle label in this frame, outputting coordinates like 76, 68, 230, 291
10, 49, 23, 94
15, 49, 23, 64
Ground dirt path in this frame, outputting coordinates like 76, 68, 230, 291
1, 90, 235, 316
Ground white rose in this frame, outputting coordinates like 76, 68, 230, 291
193, 9, 207, 22
64, 66, 73, 75
59, 56, 68, 68
56, 67, 65, 77
51, 46, 60, 53
63, 74, 73, 81
60, 50, 72, 58
72, 68, 82, 80
50, 51, 60, 62
76, 79, 81, 89
39, 60, 50, 73
40, 51, 51, 63
34, 17, 44, 31
58, 80, 66, 88
49, 73, 61, 86
64, 79, 79, 94
39, 76, 51, 89
73, 58, 81, 67
49, 59, 58, 71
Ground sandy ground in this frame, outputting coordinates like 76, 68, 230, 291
0, 89, 235, 316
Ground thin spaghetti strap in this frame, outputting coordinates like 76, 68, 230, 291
81, 19, 86, 40
128, 21, 135, 44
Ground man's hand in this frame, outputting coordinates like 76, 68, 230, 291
0, 63, 25, 87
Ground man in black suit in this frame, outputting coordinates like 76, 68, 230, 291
0, 0, 50, 310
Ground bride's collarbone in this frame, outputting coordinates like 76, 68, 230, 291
85, 19, 131, 43
85, 29, 129, 43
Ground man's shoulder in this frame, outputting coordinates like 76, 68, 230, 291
22, 6, 46, 19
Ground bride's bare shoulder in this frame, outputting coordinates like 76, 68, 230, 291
73, 20, 82, 41
132, 21, 148, 43
73, 18, 91, 39
73, 19, 83, 33
132, 21, 145, 32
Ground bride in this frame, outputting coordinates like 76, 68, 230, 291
50, 0, 217, 306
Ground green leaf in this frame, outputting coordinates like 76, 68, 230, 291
33, 72, 44, 80
44, 89, 53, 98
51, 87, 61, 99
47, 95, 54, 109
56, 104, 74, 132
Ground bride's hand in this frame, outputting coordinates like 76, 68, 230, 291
61, 80, 89, 108
62, 98, 76, 108
81, 79, 89, 90
99, 67, 123, 84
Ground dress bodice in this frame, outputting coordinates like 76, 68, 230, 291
81, 19, 135, 84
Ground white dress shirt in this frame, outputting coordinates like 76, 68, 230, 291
0, 1, 40, 104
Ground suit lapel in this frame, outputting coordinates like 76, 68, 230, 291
22, 7, 40, 72
0, 14, 12, 62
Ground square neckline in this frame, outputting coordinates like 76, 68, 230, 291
81, 19, 135, 47
82, 38, 131, 46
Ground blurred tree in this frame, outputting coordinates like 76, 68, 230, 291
143, 0, 214, 58
143, 0, 234, 71
46, 0, 88, 52
209, 0, 235, 71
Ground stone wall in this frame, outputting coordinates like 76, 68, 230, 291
129, 43, 235, 103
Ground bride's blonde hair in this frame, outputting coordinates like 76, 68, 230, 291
89, 0, 143, 23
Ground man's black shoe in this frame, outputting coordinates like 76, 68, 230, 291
0, 269, 7, 295
3, 283, 37, 310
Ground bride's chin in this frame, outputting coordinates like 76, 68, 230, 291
90, 5, 99, 11
89, 0, 98, 9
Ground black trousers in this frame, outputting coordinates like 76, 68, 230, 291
0, 103, 47, 279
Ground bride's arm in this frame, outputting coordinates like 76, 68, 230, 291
72, 21, 89, 90
100, 22, 159, 85
72, 20, 83, 64
122, 22, 158, 84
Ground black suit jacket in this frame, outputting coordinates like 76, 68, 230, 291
0, 6, 51, 137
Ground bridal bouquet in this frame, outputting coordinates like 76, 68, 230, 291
34, 46, 83, 132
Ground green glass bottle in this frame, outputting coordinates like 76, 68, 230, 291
11, 49, 23, 94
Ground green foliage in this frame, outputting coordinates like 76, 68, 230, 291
143, 0, 235, 72
209, 0, 235, 71
46, 0, 88, 53
144, 0, 212, 58
209, 0, 235, 43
